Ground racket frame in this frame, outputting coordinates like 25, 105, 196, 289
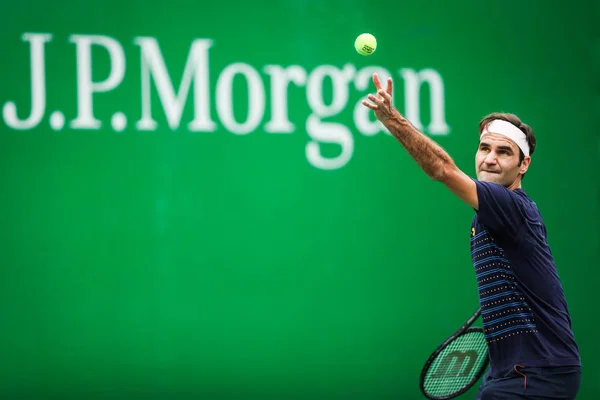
419, 307, 489, 400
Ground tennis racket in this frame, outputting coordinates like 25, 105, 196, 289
419, 307, 489, 399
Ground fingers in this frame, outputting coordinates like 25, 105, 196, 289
373, 73, 394, 95
372, 73, 383, 90
367, 93, 384, 106
378, 89, 392, 105
363, 76, 394, 111
372, 90, 392, 105
361, 99, 378, 110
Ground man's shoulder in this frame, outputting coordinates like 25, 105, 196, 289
514, 190, 547, 225
472, 182, 547, 240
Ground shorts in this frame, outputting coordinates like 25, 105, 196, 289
475, 364, 581, 399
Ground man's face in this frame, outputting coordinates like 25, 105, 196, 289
475, 133, 530, 187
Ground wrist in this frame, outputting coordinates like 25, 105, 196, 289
385, 110, 409, 129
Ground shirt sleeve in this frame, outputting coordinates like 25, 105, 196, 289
475, 180, 525, 240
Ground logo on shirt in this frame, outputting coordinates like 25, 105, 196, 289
471, 227, 475, 237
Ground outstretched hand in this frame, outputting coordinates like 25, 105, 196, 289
361, 73, 399, 125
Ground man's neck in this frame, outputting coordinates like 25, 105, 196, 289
506, 177, 523, 190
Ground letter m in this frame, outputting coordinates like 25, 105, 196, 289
134, 37, 216, 131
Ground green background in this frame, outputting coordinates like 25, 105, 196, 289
1, 0, 598, 398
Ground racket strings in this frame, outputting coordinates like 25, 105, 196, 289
423, 331, 488, 398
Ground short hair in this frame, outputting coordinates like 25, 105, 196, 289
479, 112, 537, 165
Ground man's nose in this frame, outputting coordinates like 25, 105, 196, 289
484, 152, 497, 164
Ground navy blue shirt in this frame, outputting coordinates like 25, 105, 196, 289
470, 180, 580, 376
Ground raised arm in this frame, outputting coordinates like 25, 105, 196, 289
362, 73, 479, 209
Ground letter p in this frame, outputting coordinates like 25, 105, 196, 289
69, 35, 125, 129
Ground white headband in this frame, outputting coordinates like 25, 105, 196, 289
480, 119, 530, 157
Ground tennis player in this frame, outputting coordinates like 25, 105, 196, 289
362, 73, 581, 399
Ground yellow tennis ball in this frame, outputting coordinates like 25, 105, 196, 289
354, 33, 377, 56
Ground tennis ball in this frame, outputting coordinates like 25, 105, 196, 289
354, 33, 377, 56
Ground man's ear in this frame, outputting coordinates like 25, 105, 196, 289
520, 156, 531, 175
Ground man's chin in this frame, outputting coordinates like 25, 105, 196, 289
477, 172, 502, 183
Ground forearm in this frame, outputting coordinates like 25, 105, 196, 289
384, 112, 456, 180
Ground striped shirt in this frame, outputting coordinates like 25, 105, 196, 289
471, 180, 580, 376
471, 229, 537, 342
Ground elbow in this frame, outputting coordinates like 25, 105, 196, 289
432, 163, 456, 183
430, 170, 445, 182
